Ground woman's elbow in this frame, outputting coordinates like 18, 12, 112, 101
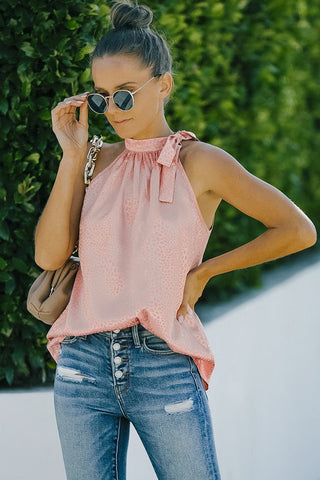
34, 250, 69, 271
292, 216, 317, 250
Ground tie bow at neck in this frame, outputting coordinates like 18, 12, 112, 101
124, 130, 199, 203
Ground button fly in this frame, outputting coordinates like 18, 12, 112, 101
114, 356, 122, 365
113, 343, 121, 351
115, 370, 123, 379
113, 329, 120, 333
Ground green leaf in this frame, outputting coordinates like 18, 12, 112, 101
0, 188, 7, 201
0, 272, 11, 282
21, 78, 32, 98
0, 222, 9, 241
21, 42, 35, 58
5, 277, 16, 296
39, 110, 52, 121
22, 202, 36, 213
0, 99, 8, 115
75, 45, 95, 61
11, 345, 26, 366
26, 153, 40, 164
66, 19, 80, 30
0, 258, 8, 270
80, 67, 92, 84
29, 352, 45, 369
12, 257, 28, 274
5, 366, 14, 386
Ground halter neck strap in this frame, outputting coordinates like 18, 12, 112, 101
156, 130, 199, 203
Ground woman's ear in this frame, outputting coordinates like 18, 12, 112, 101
158, 72, 173, 100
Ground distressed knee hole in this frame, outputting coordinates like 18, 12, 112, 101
57, 366, 96, 383
164, 397, 194, 414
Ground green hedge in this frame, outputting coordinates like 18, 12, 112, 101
0, 0, 319, 387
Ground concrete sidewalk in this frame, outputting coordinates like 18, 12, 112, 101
1, 253, 319, 479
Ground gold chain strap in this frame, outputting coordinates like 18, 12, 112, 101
84, 135, 103, 187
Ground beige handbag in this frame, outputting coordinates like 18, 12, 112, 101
26, 135, 103, 325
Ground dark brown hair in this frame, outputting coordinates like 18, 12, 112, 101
90, 0, 174, 106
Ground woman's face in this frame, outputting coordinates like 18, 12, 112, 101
91, 54, 172, 139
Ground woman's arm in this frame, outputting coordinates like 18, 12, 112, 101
34, 146, 89, 271
194, 142, 317, 283
34, 92, 90, 270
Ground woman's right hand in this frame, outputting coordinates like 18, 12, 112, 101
51, 92, 90, 156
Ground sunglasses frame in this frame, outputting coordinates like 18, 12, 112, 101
88, 73, 163, 114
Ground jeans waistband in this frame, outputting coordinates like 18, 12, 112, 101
96, 323, 154, 344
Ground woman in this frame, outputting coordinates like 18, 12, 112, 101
34, 1, 316, 479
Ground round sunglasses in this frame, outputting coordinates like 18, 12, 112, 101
87, 74, 162, 114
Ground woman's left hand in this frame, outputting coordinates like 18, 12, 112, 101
176, 267, 208, 322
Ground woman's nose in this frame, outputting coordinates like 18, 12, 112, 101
106, 96, 118, 114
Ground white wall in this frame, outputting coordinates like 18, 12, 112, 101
204, 257, 320, 480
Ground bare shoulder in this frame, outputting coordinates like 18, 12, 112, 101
180, 139, 244, 196
182, 139, 243, 171
90, 140, 125, 180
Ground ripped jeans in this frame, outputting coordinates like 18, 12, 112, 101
54, 323, 221, 480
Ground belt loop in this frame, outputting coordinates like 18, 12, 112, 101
131, 324, 141, 347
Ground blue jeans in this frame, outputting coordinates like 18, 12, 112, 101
54, 323, 221, 479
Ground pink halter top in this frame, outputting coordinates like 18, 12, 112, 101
46, 130, 215, 390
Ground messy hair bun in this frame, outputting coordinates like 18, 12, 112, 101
91, 1, 174, 108
110, 0, 153, 30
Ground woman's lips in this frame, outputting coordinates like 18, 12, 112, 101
114, 119, 132, 125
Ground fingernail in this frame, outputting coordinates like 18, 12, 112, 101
177, 315, 184, 323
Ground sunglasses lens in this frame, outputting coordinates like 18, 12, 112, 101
88, 94, 107, 114
113, 91, 134, 111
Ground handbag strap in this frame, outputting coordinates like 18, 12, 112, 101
72, 134, 103, 256
84, 134, 103, 187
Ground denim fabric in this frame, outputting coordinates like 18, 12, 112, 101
54, 323, 221, 480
